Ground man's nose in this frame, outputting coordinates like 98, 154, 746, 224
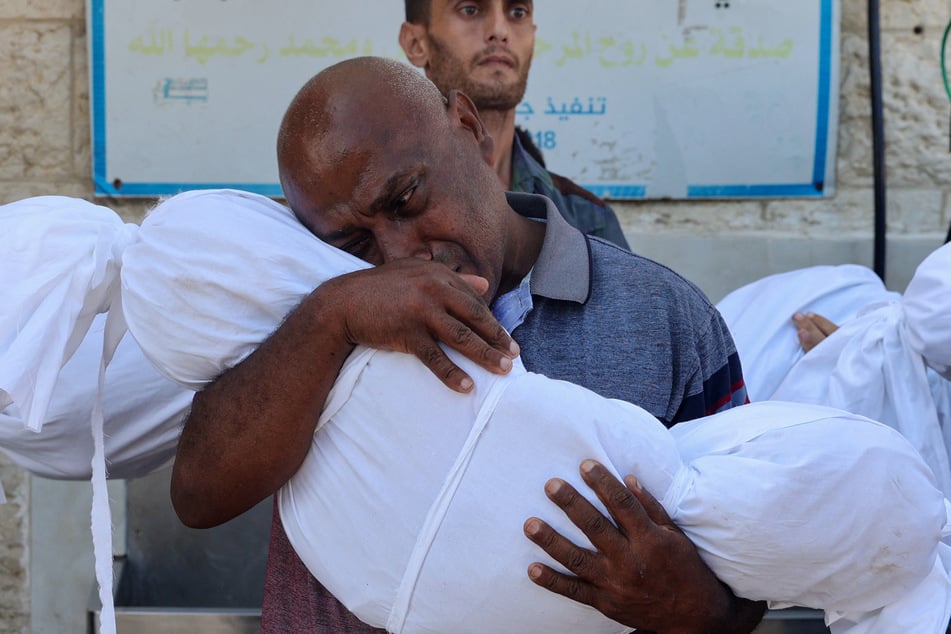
378, 232, 431, 263
484, 2, 510, 43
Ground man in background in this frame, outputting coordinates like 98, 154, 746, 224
399, 0, 630, 249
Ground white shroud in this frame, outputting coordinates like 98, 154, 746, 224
3, 190, 950, 633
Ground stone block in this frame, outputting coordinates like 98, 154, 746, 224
842, 0, 950, 35
74, 24, 91, 180
880, 32, 951, 188
0, 182, 91, 205
0, 23, 73, 180
836, 23, 950, 190
613, 199, 767, 234
763, 188, 876, 234
840, 0, 868, 36
881, 0, 951, 30
0, 456, 28, 634
0, 0, 82, 20
884, 187, 947, 233
836, 115, 875, 186
838, 32, 871, 120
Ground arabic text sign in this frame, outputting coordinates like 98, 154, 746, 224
89, 0, 838, 198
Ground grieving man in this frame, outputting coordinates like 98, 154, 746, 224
169, 57, 756, 632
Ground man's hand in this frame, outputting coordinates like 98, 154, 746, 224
792, 311, 840, 353
322, 259, 519, 392
523, 460, 765, 634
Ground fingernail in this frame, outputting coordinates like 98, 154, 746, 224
545, 478, 564, 495
528, 564, 542, 579
460, 377, 474, 391
524, 518, 540, 535
499, 356, 513, 371
627, 475, 642, 492
793, 311, 804, 322
580, 459, 597, 474
509, 340, 520, 357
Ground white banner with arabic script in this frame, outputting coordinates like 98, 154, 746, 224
89, 0, 838, 199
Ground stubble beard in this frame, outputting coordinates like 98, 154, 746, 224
426, 34, 531, 112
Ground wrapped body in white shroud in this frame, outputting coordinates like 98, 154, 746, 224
116, 190, 951, 634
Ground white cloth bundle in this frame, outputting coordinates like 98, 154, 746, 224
716, 264, 899, 401
903, 244, 951, 381
0, 194, 199, 634
0, 313, 188, 479
717, 253, 951, 500
121, 189, 369, 389
0, 196, 136, 432
0, 196, 190, 480
120, 190, 951, 633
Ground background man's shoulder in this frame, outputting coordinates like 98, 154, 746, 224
548, 171, 607, 208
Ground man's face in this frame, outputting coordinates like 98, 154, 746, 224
285, 97, 513, 302
421, 1, 536, 111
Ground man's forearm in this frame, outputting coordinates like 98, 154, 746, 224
171, 288, 352, 528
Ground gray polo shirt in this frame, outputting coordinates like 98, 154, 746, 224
499, 192, 747, 427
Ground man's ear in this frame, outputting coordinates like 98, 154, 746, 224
447, 90, 495, 166
399, 22, 429, 68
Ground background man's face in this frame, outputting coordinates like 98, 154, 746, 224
423, 1, 536, 111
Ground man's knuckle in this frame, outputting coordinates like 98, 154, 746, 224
563, 577, 584, 599
609, 487, 633, 509
567, 549, 590, 573
463, 294, 486, 314
539, 572, 559, 591
422, 345, 445, 367
448, 323, 472, 346
583, 513, 609, 535
493, 323, 509, 340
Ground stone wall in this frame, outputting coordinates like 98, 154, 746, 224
1, 0, 949, 629
0, 460, 27, 634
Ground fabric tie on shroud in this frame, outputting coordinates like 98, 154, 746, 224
0, 196, 138, 634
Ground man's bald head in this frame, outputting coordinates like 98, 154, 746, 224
277, 57, 449, 211
273, 56, 537, 301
